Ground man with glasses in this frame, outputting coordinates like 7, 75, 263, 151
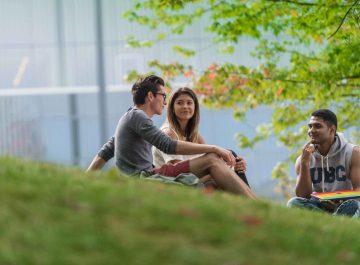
153, 92, 167, 100
87, 75, 255, 198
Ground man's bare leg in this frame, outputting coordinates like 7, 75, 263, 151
190, 153, 256, 199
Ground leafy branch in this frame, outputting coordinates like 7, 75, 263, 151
270, 0, 350, 8
328, 0, 360, 39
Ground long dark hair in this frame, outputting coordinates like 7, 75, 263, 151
167, 87, 200, 143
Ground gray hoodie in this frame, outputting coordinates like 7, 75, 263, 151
310, 133, 355, 192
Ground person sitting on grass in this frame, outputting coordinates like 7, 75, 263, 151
152, 86, 250, 188
287, 109, 360, 217
89, 87, 251, 189
87, 75, 256, 198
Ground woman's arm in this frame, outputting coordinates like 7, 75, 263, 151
162, 128, 182, 164
197, 134, 205, 144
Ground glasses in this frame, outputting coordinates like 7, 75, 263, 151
154, 92, 167, 101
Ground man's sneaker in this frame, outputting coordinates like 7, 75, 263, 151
333, 199, 360, 218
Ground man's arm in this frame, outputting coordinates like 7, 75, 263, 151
86, 137, 115, 172
350, 146, 360, 191
132, 111, 234, 166
294, 141, 315, 198
175, 140, 235, 167
86, 154, 107, 172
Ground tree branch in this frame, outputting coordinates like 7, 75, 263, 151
268, 0, 317, 6
268, 0, 348, 7
336, 84, 360, 88
202, 0, 227, 13
342, 75, 360, 79
240, 75, 360, 87
283, 49, 324, 61
328, 0, 360, 39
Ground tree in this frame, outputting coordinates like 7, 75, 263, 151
123, 0, 360, 198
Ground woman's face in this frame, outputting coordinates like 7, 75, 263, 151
173, 94, 195, 121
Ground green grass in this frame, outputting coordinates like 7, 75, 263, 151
1, 156, 360, 265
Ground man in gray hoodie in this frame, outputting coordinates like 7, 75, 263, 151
87, 75, 255, 198
287, 109, 360, 217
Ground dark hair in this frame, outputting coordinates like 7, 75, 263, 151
131, 75, 165, 105
311, 109, 337, 129
167, 87, 200, 143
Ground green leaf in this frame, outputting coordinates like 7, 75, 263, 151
172, 45, 196, 57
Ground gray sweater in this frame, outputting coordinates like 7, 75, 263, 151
98, 136, 115, 162
113, 107, 177, 175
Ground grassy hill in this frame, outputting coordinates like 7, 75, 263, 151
1, 156, 360, 265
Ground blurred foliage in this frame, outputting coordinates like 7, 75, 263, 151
123, 0, 360, 197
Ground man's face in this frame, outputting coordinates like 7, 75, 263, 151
307, 116, 335, 145
152, 85, 167, 115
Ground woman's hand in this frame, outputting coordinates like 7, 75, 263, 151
235, 157, 247, 172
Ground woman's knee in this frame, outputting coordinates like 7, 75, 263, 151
190, 153, 223, 172
203, 153, 222, 165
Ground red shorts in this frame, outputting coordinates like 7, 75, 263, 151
151, 160, 190, 177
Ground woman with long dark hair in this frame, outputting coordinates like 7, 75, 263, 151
153, 87, 250, 187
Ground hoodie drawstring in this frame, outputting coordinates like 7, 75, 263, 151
321, 156, 324, 192
326, 156, 329, 171
320, 155, 329, 192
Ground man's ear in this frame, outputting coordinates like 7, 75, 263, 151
147, 91, 154, 101
330, 125, 336, 134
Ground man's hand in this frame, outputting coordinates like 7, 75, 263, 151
235, 156, 247, 173
301, 141, 315, 165
320, 200, 343, 211
167, 159, 181, 165
294, 141, 316, 198
214, 147, 236, 167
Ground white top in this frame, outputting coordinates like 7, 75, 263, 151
152, 127, 203, 167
